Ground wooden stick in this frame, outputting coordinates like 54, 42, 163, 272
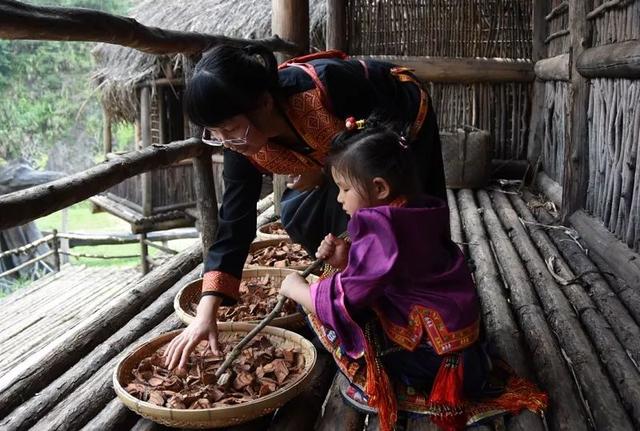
0, 0, 297, 54
0, 250, 54, 279
472, 189, 585, 431
545, 1, 569, 21
491, 190, 634, 430
0, 234, 54, 259
544, 29, 570, 44
587, 0, 626, 20
0, 243, 201, 417
0, 139, 202, 231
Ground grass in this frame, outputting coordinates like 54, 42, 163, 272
35, 201, 196, 267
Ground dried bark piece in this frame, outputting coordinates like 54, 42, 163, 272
246, 241, 313, 268
148, 390, 165, 406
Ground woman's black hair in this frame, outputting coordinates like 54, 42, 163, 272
328, 115, 419, 201
184, 44, 279, 127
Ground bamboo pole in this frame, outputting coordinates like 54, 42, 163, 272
0, 0, 297, 54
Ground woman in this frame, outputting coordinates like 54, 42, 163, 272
164, 44, 447, 370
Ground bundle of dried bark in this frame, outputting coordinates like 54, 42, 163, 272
189, 276, 298, 321
126, 336, 304, 409
246, 242, 312, 268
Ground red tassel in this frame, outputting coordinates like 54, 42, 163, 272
428, 354, 466, 431
364, 340, 397, 431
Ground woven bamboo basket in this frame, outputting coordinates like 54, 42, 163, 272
113, 323, 317, 429
256, 221, 289, 241
247, 238, 312, 271
174, 268, 318, 328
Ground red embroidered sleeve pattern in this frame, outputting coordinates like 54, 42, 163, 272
201, 270, 241, 303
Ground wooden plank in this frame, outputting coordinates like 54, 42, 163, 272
0, 139, 203, 231
0, 243, 201, 418
561, 0, 592, 219
358, 56, 534, 83
0, 1, 296, 54
569, 210, 640, 289
577, 40, 640, 79
534, 54, 571, 81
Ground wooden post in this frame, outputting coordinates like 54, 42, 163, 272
102, 106, 112, 158
561, 0, 592, 220
140, 86, 153, 217
51, 229, 60, 272
61, 207, 69, 264
271, 0, 309, 62
184, 56, 218, 260
527, 0, 549, 168
157, 87, 166, 145
326, 0, 346, 51
271, 0, 309, 213
139, 232, 149, 275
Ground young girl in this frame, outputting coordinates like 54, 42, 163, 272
280, 120, 546, 430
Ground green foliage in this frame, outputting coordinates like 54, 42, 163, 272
0, 0, 131, 168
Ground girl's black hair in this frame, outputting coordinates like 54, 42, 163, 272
184, 44, 279, 127
328, 115, 419, 201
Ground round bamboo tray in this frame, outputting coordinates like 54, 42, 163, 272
247, 238, 312, 271
113, 323, 317, 429
174, 268, 318, 328
256, 221, 289, 241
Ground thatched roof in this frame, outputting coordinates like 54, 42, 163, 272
92, 0, 327, 122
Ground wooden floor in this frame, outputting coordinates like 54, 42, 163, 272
1, 186, 640, 431
0, 264, 140, 376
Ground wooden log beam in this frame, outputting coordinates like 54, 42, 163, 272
446, 190, 465, 254
78, 397, 133, 431
534, 53, 571, 81
0, 0, 297, 54
470, 189, 583, 431
0, 265, 202, 431
266, 352, 336, 430
357, 56, 534, 83
491, 190, 634, 430
528, 0, 549, 166
569, 210, 640, 288
535, 170, 563, 209
511, 193, 640, 427
0, 138, 202, 231
0, 243, 201, 418
30, 314, 184, 431
326, 0, 346, 51
561, 0, 592, 220
577, 40, 640, 79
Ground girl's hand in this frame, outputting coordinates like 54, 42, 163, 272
315, 233, 349, 270
286, 169, 325, 192
279, 272, 315, 313
164, 295, 221, 371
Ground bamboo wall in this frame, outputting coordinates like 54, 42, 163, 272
585, 1, 640, 252
345, 0, 533, 160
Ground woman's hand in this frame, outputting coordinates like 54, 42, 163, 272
280, 272, 315, 313
164, 295, 222, 371
316, 233, 349, 270
286, 169, 325, 192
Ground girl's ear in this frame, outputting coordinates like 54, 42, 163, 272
371, 177, 391, 201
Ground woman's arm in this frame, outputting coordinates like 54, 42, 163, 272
280, 272, 315, 313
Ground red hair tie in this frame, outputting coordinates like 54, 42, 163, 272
345, 116, 366, 131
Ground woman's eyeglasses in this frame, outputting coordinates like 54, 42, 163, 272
201, 124, 250, 147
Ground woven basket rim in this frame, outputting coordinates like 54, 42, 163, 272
174, 268, 317, 327
113, 323, 317, 426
